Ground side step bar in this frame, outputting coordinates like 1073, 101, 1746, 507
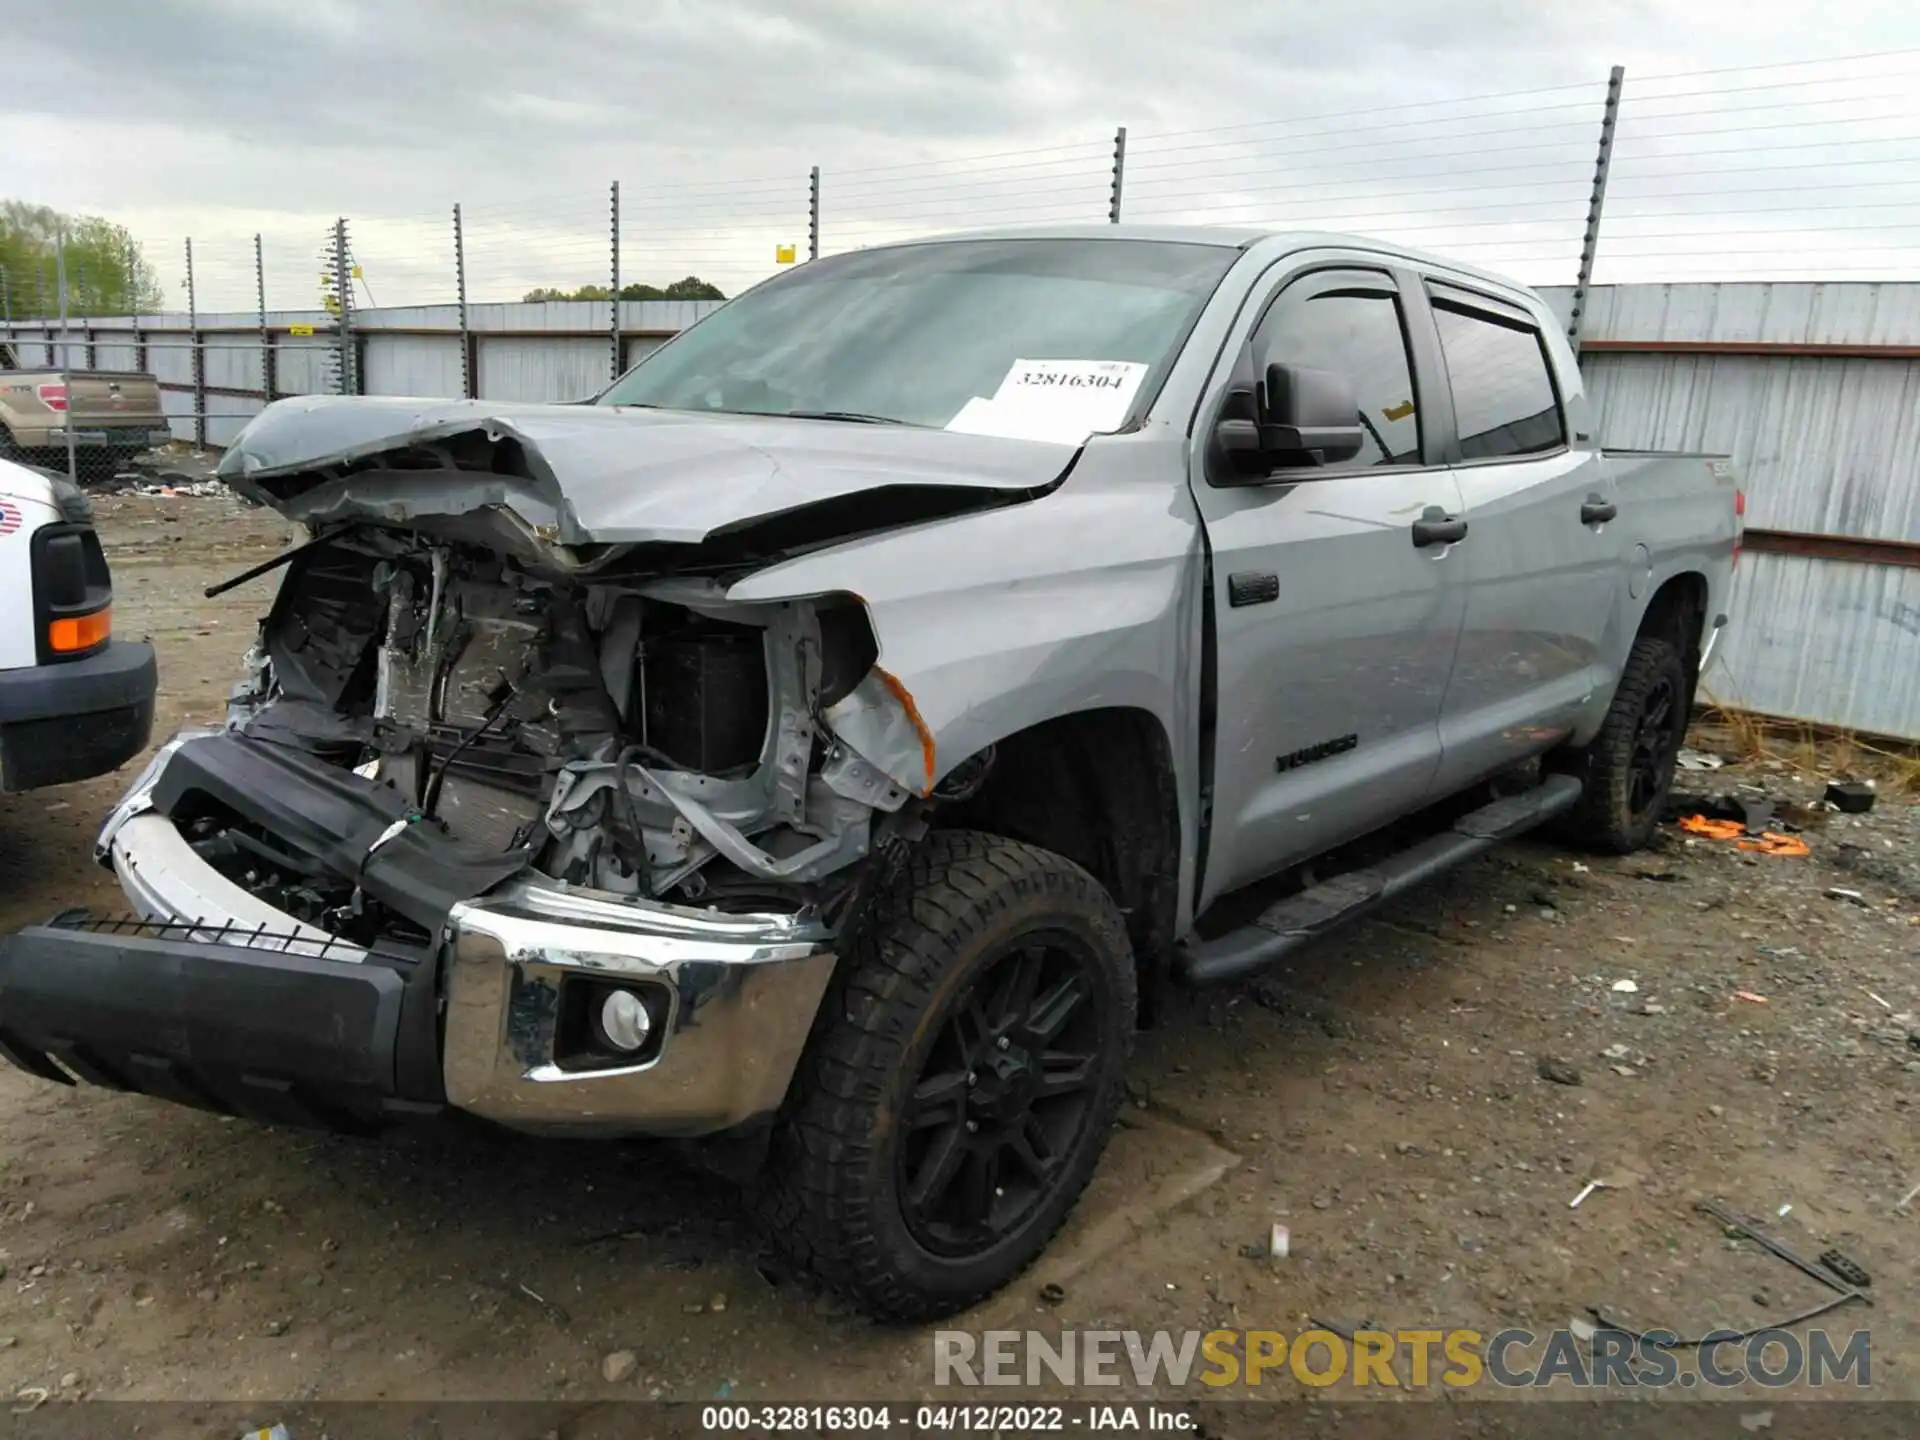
1174, 772, 1584, 988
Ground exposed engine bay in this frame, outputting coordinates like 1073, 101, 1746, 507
197, 526, 949, 947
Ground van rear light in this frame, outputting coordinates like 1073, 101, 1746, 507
1732, 488, 1745, 569
48, 605, 111, 653
30, 523, 113, 662
35, 382, 68, 412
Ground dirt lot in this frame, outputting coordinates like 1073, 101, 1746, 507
0, 488, 1914, 1414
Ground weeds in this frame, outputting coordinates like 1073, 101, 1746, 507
1690, 705, 1920, 795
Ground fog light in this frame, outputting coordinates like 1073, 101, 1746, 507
596, 989, 653, 1053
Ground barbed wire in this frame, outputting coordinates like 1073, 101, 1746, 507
7, 50, 1920, 321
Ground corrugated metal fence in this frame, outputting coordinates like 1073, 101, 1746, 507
0, 299, 719, 448
6, 280, 1920, 740
1540, 281, 1920, 741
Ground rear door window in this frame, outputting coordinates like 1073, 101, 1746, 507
1428, 290, 1564, 460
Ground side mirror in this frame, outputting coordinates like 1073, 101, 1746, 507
1259, 362, 1365, 466
1208, 363, 1368, 485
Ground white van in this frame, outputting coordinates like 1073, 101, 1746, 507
0, 456, 156, 792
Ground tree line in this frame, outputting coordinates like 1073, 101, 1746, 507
523, 276, 726, 302
1, 201, 164, 320
1, 199, 729, 322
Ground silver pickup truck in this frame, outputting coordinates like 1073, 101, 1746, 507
0, 227, 1739, 1319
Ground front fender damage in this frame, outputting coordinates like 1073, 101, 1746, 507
180, 399, 1078, 948
190, 528, 940, 952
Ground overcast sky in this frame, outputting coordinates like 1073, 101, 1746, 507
8, 0, 1920, 312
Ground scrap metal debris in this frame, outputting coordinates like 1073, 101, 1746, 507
1588, 1198, 1871, 1347
1824, 780, 1877, 814
1700, 1198, 1870, 1307
1819, 1249, 1872, 1288
135, 480, 229, 498
1677, 748, 1727, 770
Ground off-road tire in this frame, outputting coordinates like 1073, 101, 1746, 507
756, 829, 1135, 1321
1552, 632, 1691, 854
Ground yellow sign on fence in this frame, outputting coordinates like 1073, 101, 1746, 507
775, 243, 797, 264
288, 324, 314, 336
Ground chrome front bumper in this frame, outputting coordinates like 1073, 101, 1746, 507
442, 884, 834, 1138
98, 734, 837, 1138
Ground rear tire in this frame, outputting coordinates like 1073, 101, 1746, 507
1552, 632, 1691, 854
758, 830, 1135, 1321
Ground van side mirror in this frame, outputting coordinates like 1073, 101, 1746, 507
1260, 363, 1365, 466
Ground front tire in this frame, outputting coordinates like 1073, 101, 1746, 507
759, 830, 1135, 1320
1554, 632, 1691, 853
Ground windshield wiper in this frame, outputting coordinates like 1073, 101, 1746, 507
778, 409, 916, 426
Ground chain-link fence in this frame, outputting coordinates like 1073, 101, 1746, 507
3, 49, 1919, 481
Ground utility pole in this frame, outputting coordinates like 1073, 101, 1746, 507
331, 218, 355, 396
454, 204, 473, 399
256, 232, 274, 405
186, 237, 206, 448
808, 165, 821, 261
126, 238, 140, 362
1109, 126, 1128, 223
57, 229, 77, 483
1568, 66, 1625, 355
609, 180, 622, 382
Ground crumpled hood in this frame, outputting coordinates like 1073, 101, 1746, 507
217, 395, 1076, 548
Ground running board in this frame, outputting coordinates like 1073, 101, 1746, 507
1174, 773, 1584, 988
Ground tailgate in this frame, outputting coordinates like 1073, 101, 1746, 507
64, 372, 167, 429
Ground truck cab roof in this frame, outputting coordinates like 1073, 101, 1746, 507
871, 222, 1543, 300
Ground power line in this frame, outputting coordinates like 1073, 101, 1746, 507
1633, 44, 1920, 83
1126, 80, 1603, 146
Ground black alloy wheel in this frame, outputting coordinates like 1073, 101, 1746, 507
896, 932, 1106, 1257
758, 830, 1135, 1320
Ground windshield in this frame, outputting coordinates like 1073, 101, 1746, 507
595, 238, 1237, 436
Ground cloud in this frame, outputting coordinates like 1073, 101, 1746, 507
5, 0, 1920, 310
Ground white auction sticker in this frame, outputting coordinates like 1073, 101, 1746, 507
945, 358, 1149, 444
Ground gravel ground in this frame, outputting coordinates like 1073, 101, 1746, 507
0, 485, 1912, 1413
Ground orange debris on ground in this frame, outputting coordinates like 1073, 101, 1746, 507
1679, 815, 1743, 839
1737, 832, 1809, 857
1676, 813, 1808, 856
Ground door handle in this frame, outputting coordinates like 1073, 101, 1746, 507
1411, 511, 1469, 548
1580, 497, 1618, 525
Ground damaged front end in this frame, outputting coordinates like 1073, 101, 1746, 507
0, 422, 988, 1139
215, 529, 922, 923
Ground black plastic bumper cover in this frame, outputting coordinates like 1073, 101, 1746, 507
0, 731, 532, 1126
0, 640, 156, 791
0, 924, 437, 1129
149, 732, 532, 934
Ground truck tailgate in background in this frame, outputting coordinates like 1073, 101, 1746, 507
63, 372, 167, 429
